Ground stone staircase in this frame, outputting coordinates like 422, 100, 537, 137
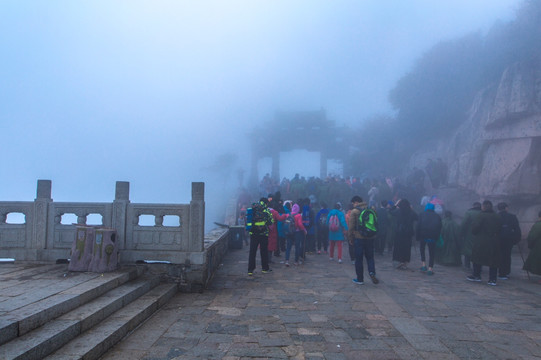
0, 265, 177, 360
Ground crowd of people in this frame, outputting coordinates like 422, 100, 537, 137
238, 174, 541, 287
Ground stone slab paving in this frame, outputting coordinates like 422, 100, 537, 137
98, 245, 541, 360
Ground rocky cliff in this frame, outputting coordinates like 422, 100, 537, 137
410, 60, 541, 231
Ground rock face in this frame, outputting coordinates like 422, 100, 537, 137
410, 60, 541, 230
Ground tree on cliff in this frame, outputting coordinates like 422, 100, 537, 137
389, 33, 485, 140
382, 0, 541, 157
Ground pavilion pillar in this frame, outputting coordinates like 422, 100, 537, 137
320, 152, 328, 178
249, 145, 259, 189
271, 151, 280, 181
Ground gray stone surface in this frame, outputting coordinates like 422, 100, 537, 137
408, 60, 541, 232
98, 246, 541, 359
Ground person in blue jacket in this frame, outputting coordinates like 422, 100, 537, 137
327, 203, 348, 263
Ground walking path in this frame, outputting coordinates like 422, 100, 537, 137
101, 244, 541, 360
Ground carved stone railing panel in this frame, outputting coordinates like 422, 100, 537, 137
0, 181, 206, 263
125, 203, 190, 252
47, 202, 113, 251
0, 202, 34, 251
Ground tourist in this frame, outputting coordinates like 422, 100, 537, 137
327, 202, 348, 263
267, 203, 289, 265
302, 198, 316, 256
282, 201, 294, 266
416, 203, 442, 275
291, 203, 307, 266
523, 210, 541, 279
460, 202, 482, 269
368, 182, 379, 208
391, 199, 418, 270
348, 196, 379, 285
273, 196, 286, 257
467, 200, 502, 286
375, 200, 390, 255
247, 198, 274, 276
386, 200, 397, 254
497, 202, 521, 280
345, 205, 356, 264
315, 202, 330, 254
436, 211, 462, 266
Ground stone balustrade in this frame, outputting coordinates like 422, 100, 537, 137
0, 179, 233, 291
0, 180, 207, 265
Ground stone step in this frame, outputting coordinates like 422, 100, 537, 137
0, 266, 144, 347
44, 283, 177, 360
0, 275, 172, 360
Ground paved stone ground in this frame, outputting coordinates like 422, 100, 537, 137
100, 244, 541, 360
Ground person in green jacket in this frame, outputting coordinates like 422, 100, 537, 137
523, 211, 541, 277
460, 202, 481, 269
467, 200, 502, 286
437, 211, 462, 266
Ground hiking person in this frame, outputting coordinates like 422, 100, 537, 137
267, 205, 289, 265
368, 183, 379, 208
437, 211, 462, 266
282, 201, 293, 266
247, 198, 274, 276
467, 200, 502, 286
315, 202, 330, 254
523, 210, 541, 280
287, 203, 307, 266
391, 199, 418, 270
416, 203, 442, 275
375, 200, 390, 255
348, 196, 379, 285
345, 205, 356, 264
460, 202, 482, 269
497, 202, 521, 280
327, 202, 348, 263
302, 198, 316, 256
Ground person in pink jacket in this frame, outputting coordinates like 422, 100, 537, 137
290, 203, 307, 266
268, 207, 289, 264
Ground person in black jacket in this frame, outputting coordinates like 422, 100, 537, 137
497, 202, 521, 280
416, 203, 442, 275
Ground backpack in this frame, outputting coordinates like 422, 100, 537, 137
283, 215, 295, 236
358, 208, 378, 238
317, 214, 327, 229
302, 207, 311, 229
501, 213, 520, 244
248, 202, 267, 234
245, 207, 253, 231
328, 214, 340, 232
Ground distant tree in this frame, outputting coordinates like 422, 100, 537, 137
389, 33, 485, 140
348, 114, 402, 177
356, 0, 541, 178
203, 152, 238, 190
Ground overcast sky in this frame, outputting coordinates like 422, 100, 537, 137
0, 0, 519, 211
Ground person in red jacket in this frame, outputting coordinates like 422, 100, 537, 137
268, 206, 289, 264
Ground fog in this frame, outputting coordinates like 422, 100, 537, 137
0, 1, 517, 227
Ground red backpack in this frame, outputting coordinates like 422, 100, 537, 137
328, 214, 340, 232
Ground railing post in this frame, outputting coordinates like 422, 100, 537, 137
112, 181, 130, 250
33, 180, 52, 253
189, 182, 205, 252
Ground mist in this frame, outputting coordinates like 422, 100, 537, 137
0, 1, 518, 229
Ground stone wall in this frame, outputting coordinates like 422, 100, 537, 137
409, 60, 541, 232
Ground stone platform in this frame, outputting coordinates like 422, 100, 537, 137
100, 244, 541, 360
